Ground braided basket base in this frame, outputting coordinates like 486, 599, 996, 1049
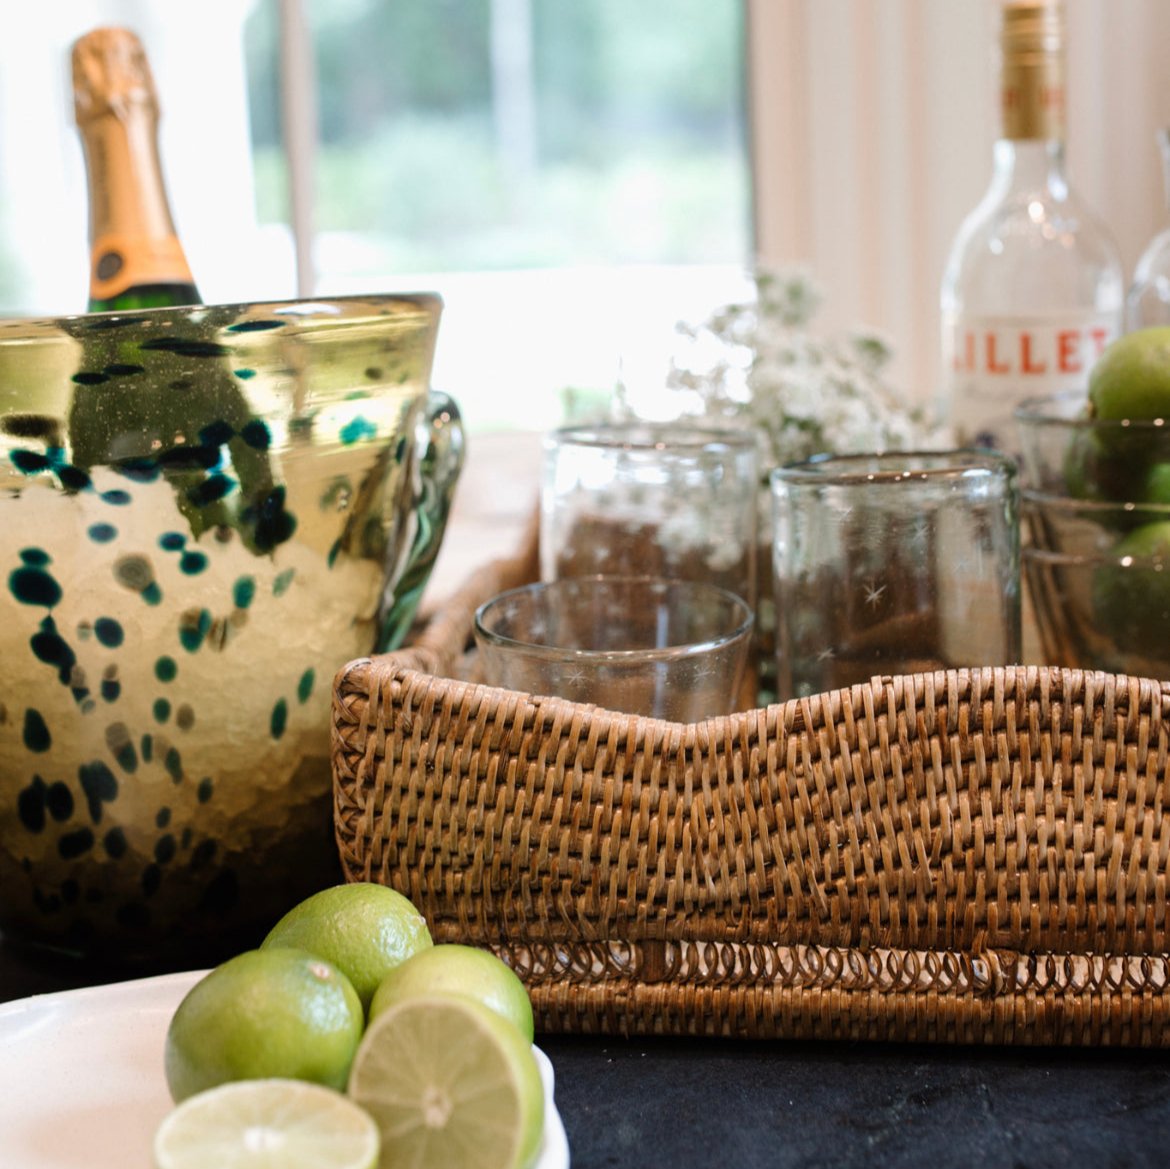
331, 541, 1170, 1044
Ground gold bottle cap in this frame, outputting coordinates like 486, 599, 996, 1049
1001, 1, 1063, 54
72, 26, 158, 125
998, 0, 1065, 140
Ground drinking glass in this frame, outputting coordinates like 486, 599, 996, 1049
540, 423, 758, 610
771, 451, 1021, 699
474, 575, 753, 722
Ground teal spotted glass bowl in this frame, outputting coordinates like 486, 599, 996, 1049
0, 293, 462, 963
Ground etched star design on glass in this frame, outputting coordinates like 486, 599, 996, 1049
861, 579, 887, 609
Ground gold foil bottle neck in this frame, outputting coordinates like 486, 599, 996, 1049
998, 0, 1065, 141
72, 26, 158, 125
1000, 0, 1063, 57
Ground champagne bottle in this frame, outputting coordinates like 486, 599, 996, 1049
68, 28, 284, 550
72, 26, 201, 312
939, 0, 1122, 449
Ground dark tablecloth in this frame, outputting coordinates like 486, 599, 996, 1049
3, 932, 1168, 1169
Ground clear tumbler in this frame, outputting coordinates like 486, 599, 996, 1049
771, 451, 1021, 699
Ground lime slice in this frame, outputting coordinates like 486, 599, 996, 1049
348, 994, 545, 1169
153, 1078, 380, 1169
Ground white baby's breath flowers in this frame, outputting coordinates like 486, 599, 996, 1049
654, 268, 946, 472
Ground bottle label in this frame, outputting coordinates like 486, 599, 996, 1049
944, 313, 1119, 449
89, 231, 195, 302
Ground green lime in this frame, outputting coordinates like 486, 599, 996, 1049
1060, 426, 1150, 505
1145, 462, 1170, 504
153, 1078, 380, 1169
1091, 520, 1170, 655
164, 948, 364, 1103
368, 943, 535, 1043
348, 995, 545, 1169
1065, 328, 1170, 502
1089, 327, 1170, 421
261, 882, 433, 1014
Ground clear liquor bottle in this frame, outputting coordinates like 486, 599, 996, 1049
72, 27, 201, 312
1126, 129, 1170, 330
939, 0, 1122, 450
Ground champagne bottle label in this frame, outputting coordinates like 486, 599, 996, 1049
89, 231, 195, 303
944, 312, 1118, 448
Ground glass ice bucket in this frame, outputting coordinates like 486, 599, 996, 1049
0, 293, 461, 962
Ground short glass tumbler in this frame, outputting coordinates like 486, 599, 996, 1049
474, 576, 753, 723
771, 451, 1021, 699
540, 423, 758, 610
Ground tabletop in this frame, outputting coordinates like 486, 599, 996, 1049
2, 931, 1169, 1169
4, 431, 1170, 1168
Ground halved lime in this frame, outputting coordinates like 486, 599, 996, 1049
153, 1078, 380, 1169
348, 994, 545, 1169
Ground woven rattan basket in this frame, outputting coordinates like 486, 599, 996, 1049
331, 528, 1170, 1046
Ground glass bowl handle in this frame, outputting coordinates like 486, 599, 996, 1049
376, 388, 465, 652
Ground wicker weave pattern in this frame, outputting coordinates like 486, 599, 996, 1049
331, 543, 1170, 1044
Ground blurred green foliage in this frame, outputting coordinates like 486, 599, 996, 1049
245, 0, 748, 272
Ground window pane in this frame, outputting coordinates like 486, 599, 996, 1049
245, 0, 751, 430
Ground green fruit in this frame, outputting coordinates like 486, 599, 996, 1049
1091, 520, 1170, 655
1060, 426, 1149, 504
1069, 329, 1170, 504
1145, 463, 1170, 505
153, 1079, 381, 1169
164, 948, 364, 1103
348, 995, 546, 1169
1089, 327, 1170, 421
261, 882, 433, 1014
368, 943, 535, 1043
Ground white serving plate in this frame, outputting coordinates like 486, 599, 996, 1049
0, 969, 570, 1168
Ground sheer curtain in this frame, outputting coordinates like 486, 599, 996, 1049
747, 0, 1170, 410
